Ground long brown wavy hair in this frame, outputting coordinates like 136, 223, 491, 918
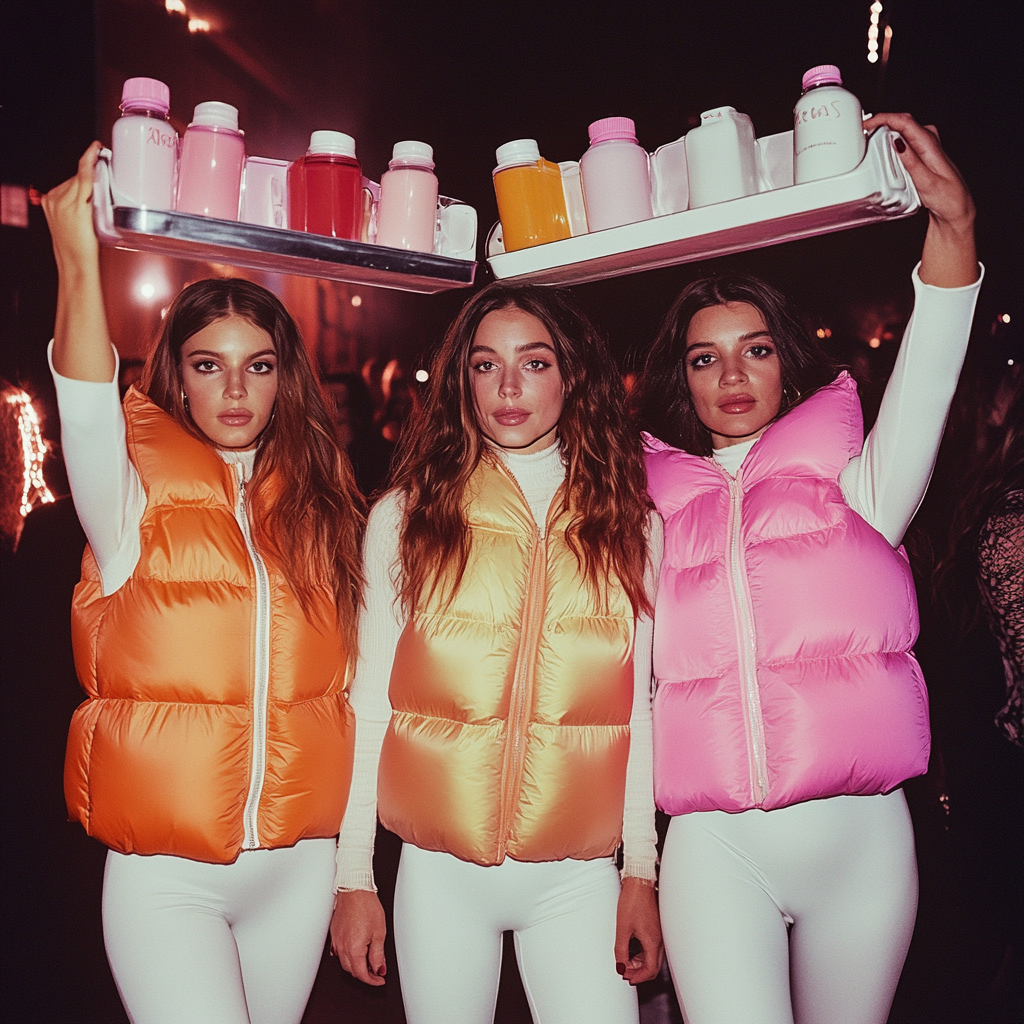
142, 278, 364, 650
391, 281, 652, 618
634, 274, 838, 455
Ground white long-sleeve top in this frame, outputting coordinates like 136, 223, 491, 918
335, 443, 663, 891
47, 342, 256, 596
712, 265, 982, 544
49, 263, 981, 890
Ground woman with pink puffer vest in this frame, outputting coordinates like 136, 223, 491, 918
634, 114, 981, 1024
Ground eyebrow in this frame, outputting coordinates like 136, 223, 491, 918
469, 341, 556, 356
184, 348, 277, 359
684, 330, 772, 352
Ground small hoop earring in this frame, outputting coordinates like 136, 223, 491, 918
783, 384, 801, 405
180, 388, 189, 411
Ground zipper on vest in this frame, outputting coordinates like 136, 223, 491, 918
498, 525, 547, 858
724, 469, 768, 806
234, 468, 272, 850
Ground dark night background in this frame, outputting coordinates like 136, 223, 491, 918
2, 1, 1022, 1021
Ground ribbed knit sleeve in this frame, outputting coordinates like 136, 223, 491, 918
334, 490, 405, 892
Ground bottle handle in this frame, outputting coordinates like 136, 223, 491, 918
436, 197, 478, 260
360, 177, 380, 244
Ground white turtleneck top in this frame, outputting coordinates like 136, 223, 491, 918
335, 441, 661, 891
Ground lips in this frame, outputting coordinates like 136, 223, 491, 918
218, 409, 254, 427
717, 393, 756, 414
493, 407, 529, 426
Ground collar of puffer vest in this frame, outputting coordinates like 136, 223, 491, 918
643, 371, 863, 514
122, 386, 239, 507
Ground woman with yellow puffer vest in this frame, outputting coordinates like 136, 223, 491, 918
42, 143, 365, 1024
330, 282, 663, 1023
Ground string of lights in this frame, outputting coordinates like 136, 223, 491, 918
5, 389, 55, 517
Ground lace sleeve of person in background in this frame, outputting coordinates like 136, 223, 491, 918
977, 489, 1024, 746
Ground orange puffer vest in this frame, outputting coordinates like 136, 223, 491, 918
65, 389, 354, 864
378, 458, 635, 865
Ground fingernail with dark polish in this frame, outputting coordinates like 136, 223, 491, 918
616, 962, 626, 975
894, 137, 906, 153
377, 965, 387, 977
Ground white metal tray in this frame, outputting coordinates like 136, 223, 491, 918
92, 153, 477, 295
487, 127, 919, 286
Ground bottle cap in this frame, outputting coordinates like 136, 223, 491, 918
495, 139, 541, 171
588, 117, 637, 145
390, 141, 434, 169
802, 65, 843, 90
190, 101, 240, 131
120, 77, 170, 115
308, 130, 357, 158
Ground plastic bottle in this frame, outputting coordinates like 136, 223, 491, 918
288, 131, 363, 240
793, 65, 866, 184
684, 107, 759, 209
492, 140, 570, 252
375, 141, 439, 252
111, 77, 178, 209
175, 102, 245, 219
579, 117, 653, 231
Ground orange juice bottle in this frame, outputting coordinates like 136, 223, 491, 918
492, 139, 571, 251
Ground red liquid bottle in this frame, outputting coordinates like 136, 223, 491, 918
288, 131, 363, 240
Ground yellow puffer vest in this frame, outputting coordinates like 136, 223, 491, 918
65, 389, 354, 864
378, 458, 635, 865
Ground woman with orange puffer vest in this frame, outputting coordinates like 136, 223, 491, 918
42, 143, 365, 1024
634, 114, 981, 1024
330, 282, 662, 1024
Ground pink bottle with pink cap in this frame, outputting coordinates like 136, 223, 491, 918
579, 117, 653, 231
793, 65, 866, 184
176, 102, 246, 220
111, 77, 178, 209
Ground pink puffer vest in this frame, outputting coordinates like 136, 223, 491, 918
645, 372, 930, 815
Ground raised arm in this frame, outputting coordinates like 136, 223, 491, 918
42, 141, 115, 382
862, 113, 978, 288
841, 115, 981, 545
43, 144, 146, 593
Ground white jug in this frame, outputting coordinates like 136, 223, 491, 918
685, 106, 758, 208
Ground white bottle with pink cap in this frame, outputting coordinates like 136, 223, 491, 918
375, 141, 439, 252
176, 102, 246, 220
111, 77, 178, 210
793, 65, 866, 184
579, 117, 653, 231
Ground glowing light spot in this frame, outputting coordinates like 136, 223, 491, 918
139, 282, 156, 299
5, 390, 55, 517
165, 0, 187, 13
869, 337, 881, 349
868, 2, 884, 61
1009, 359, 1015, 367
817, 328, 826, 338
351, 295, 362, 307
1000, 313, 1011, 323
188, 17, 211, 32
415, 369, 429, 383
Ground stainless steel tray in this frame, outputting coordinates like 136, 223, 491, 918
487, 127, 920, 286
92, 153, 477, 295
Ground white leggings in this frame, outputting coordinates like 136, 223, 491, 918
393, 844, 639, 1024
659, 790, 918, 1024
102, 838, 336, 1024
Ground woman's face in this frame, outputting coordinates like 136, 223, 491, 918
469, 307, 564, 453
684, 301, 783, 449
179, 315, 279, 450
